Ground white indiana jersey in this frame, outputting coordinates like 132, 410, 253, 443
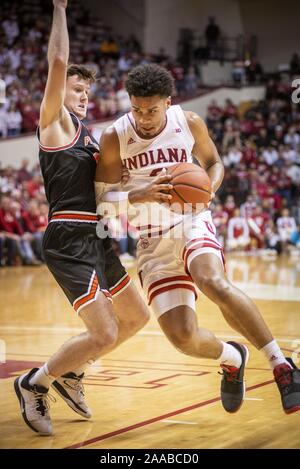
114, 105, 210, 236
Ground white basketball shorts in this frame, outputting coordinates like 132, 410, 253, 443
136, 211, 224, 318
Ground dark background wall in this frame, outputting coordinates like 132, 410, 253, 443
84, 0, 146, 44
78, 0, 300, 71
238, 0, 300, 71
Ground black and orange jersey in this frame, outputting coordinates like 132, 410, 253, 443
38, 113, 100, 218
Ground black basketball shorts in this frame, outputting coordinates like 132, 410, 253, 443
42, 221, 130, 314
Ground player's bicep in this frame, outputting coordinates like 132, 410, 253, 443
96, 127, 123, 183
40, 58, 67, 128
187, 112, 221, 169
194, 133, 220, 167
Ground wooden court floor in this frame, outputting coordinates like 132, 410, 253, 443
0, 253, 300, 449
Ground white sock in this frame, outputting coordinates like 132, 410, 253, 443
260, 340, 291, 370
218, 341, 242, 368
29, 363, 55, 389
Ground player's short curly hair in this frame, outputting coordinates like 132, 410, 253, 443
125, 64, 174, 98
67, 64, 97, 83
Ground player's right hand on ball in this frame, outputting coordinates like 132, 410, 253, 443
128, 173, 173, 204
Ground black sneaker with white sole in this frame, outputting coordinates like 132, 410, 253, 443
14, 368, 53, 436
219, 341, 249, 413
51, 372, 92, 419
273, 357, 300, 414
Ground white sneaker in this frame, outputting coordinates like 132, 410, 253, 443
14, 368, 53, 436
51, 372, 92, 419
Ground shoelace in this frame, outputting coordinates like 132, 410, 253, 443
64, 376, 85, 397
219, 366, 241, 383
275, 367, 293, 387
32, 389, 56, 417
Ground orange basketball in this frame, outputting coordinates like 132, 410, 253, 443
166, 162, 212, 212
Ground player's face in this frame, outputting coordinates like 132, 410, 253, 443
64, 75, 90, 119
131, 95, 171, 139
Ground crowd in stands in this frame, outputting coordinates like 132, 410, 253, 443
1, 78, 300, 266
1, 1, 300, 265
208, 81, 300, 255
0, 159, 47, 266
0, 0, 203, 139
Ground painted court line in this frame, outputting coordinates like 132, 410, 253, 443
244, 397, 263, 401
161, 420, 198, 425
65, 379, 274, 449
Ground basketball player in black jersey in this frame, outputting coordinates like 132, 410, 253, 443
14, 0, 149, 436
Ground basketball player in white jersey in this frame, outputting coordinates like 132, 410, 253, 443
95, 64, 300, 414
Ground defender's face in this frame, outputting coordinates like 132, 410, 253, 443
131, 95, 171, 139
64, 75, 90, 119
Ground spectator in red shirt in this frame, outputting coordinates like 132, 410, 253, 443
224, 99, 237, 119
26, 174, 43, 198
17, 158, 32, 183
240, 118, 255, 137
256, 174, 269, 199
21, 200, 46, 260
212, 203, 228, 245
0, 196, 39, 265
223, 194, 236, 219
242, 140, 258, 166
248, 206, 271, 249
0, 196, 23, 235
207, 99, 222, 120
0, 195, 19, 265
268, 167, 281, 188
20, 99, 40, 133
263, 187, 283, 214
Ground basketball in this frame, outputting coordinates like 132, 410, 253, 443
166, 162, 212, 212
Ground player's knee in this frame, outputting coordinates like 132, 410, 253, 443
136, 306, 150, 329
131, 313, 149, 333
198, 274, 231, 303
137, 303, 151, 327
90, 325, 118, 353
168, 322, 196, 352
